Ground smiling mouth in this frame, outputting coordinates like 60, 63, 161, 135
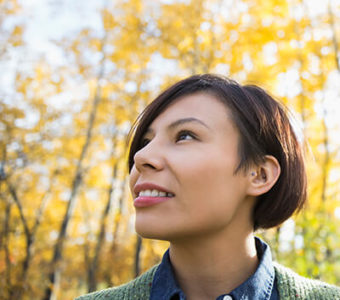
134, 188, 175, 208
138, 189, 175, 198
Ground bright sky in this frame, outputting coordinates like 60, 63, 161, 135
2, 0, 340, 147
22, 0, 104, 50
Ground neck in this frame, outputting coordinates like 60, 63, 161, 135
169, 230, 258, 300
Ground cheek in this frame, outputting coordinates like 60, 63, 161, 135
175, 151, 243, 208
176, 149, 237, 185
177, 158, 230, 201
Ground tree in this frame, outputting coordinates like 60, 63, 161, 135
1, 0, 340, 298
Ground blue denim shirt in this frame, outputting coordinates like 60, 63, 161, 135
150, 237, 279, 300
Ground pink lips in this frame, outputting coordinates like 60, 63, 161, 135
134, 196, 170, 207
133, 183, 174, 208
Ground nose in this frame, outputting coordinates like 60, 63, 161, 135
133, 139, 164, 173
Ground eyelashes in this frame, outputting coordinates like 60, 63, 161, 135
175, 130, 197, 142
140, 129, 198, 148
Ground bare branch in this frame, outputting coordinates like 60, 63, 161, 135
328, 1, 340, 72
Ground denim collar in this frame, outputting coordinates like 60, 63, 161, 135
150, 237, 278, 300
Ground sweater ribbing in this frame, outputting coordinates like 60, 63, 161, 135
274, 263, 340, 299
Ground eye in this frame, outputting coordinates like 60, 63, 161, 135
176, 130, 196, 142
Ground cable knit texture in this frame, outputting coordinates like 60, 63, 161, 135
76, 263, 340, 300
273, 263, 340, 299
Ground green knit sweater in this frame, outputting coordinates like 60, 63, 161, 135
76, 263, 340, 300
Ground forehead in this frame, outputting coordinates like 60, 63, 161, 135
147, 92, 233, 130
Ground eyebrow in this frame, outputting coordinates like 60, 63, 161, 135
167, 117, 210, 130
145, 117, 210, 135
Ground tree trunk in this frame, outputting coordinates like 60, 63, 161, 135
43, 94, 101, 300
6, 181, 32, 300
104, 175, 128, 287
3, 201, 13, 300
134, 235, 143, 278
87, 154, 118, 292
42, 24, 109, 298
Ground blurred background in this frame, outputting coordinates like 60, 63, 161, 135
0, 0, 340, 299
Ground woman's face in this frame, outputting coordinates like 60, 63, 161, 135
129, 93, 255, 241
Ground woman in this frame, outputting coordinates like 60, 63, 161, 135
77, 74, 340, 299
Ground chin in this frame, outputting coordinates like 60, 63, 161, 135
135, 213, 169, 240
135, 226, 168, 240
135, 219, 178, 241
135, 222, 203, 243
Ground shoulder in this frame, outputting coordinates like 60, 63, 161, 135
75, 264, 159, 300
274, 262, 340, 300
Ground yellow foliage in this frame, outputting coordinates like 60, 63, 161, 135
2, 0, 340, 298
102, 9, 117, 31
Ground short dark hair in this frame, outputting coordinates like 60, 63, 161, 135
128, 74, 307, 230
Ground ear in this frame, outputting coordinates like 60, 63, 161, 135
246, 155, 281, 196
